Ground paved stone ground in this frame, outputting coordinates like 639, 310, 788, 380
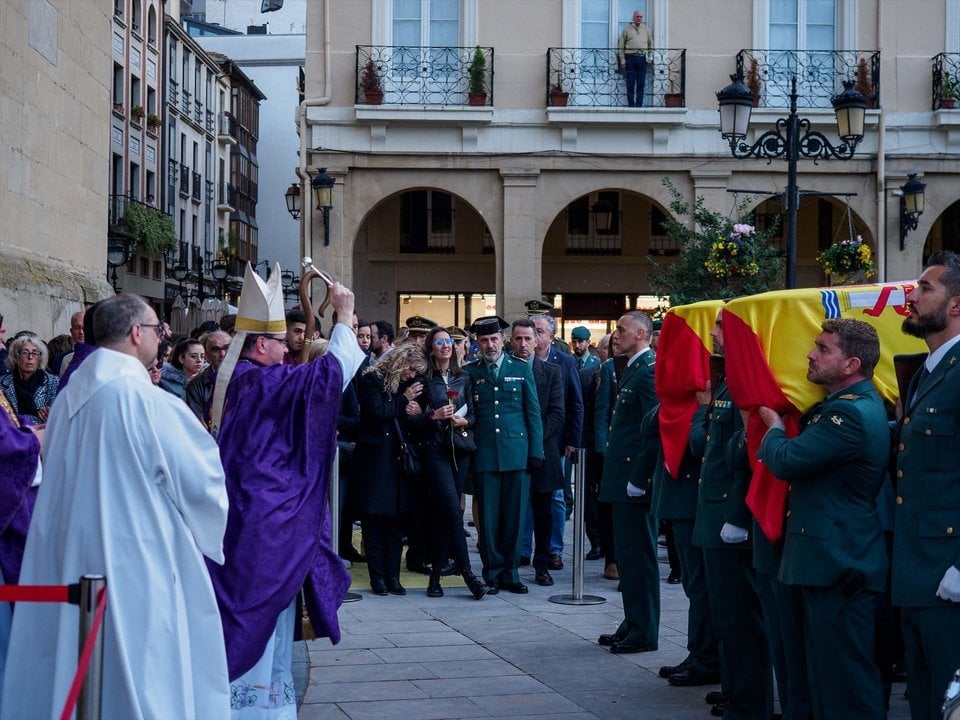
297, 512, 911, 720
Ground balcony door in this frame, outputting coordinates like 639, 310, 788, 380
768, 0, 836, 107
389, 0, 462, 104
576, 0, 648, 105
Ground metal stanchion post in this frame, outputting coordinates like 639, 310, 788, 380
550, 449, 605, 606
77, 574, 106, 720
331, 445, 361, 603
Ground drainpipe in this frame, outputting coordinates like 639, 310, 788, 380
296, 0, 333, 267
875, 2, 887, 281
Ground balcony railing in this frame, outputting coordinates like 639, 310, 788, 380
181, 89, 191, 116
206, 109, 215, 133
108, 194, 172, 238
191, 171, 202, 202
169, 79, 179, 107
179, 163, 190, 196
205, 179, 215, 202
218, 183, 237, 211
218, 113, 237, 142
545, 47, 685, 108
735, 49, 880, 109
355, 45, 494, 106
933, 53, 960, 110
194, 99, 203, 125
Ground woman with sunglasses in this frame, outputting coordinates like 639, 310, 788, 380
1, 333, 58, 425
407, 327, 487, 600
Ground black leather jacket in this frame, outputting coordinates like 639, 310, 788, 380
407, 372, 475, 447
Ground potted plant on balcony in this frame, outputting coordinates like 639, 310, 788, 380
146, 113, 161, 131
360, 59, 383, 105
549, 67, 568, 107
745, 57, 761, 108
467, 46, 488, 106
940, 71, 960, 109
125, 202, 176, 257
855, 57, 876, 109
112, 101, 124, 116
664, 70, 683, 107
130, 105, 145, 124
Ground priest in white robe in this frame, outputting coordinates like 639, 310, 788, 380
1, 294, 230, 720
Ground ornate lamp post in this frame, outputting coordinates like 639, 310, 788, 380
716, 74, 867, 288
311, 168, 335, 247
898, 173, 926, 250
285, 183, 301, 220
106, 238, 131, 293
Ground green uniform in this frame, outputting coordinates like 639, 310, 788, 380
466, 354, 544, 585
691, 381, 772, 720
759, 379, 889, 720
893, 342, 960, 720
599, 349, 660, 647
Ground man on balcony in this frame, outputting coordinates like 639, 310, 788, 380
617, 10, 653, 107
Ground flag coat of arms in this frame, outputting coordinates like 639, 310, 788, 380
721, 282, 926, 542
655, 300, 724, 478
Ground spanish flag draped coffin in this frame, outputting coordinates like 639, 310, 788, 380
722, 283, 926, 542
654, 300, 725, 479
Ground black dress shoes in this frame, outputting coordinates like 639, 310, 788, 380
519, 555, 531, 567
500, 580, 529, 594
535, 568, 554, 586
598, 633, 624, 647
658, 659, 690, 679
609, 640, 657, 654
710, 702, 727, 717
371, 580, 388, 596
667, 668, 721, 687
485, 580, 500, 595
667, 570, 682, 584
705, 691, 728, 705
386, 579, 406, 596
585, 546, 603, 560
547, 554, 564, 570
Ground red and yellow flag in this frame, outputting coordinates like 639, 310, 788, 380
655, 300, 724, 478
722, 282, 926, 542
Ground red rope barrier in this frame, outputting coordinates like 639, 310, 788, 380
60, 586, 108, 720
0, 584, 69, 603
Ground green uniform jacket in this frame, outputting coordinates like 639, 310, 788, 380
594, 358, 617, 453
892, 342, 960, 607
691, 381, 750, 549
466, 354, 544, 474
599, 349, 658, 504
758, 379, 889, 592
644, 405, 701, 521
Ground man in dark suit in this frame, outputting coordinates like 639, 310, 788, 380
594, 333, 619, 579
597, 310, 660, 654
758, 319, 889, 719
892, 251, 960, 720
511, 318, 565, 587
465, 316, 544, 595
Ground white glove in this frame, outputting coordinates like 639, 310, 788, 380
720, 522, 749, 544
626, 481, 646, 498
936, 566, 960, 603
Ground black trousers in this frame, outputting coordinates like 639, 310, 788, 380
531, 489, 554, 569
364, 514, 405, 585
583, 451, 603, 549
421, 445, 472, 573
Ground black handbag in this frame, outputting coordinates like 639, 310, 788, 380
393, 418, 421, 476
451, 426, 476, 452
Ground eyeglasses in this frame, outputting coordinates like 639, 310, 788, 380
139, 323, 164, 337
434, 338, 454, 346
17, 350, 40, 359
208, 345, 230, 354
264, 336, 288, 347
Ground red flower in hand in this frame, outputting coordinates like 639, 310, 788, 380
446, 389, 459, 401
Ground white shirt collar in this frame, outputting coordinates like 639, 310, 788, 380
925, 332, 960, 372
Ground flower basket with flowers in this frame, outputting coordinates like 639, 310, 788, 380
704, 223, 762, 279
818, 235, 875, 284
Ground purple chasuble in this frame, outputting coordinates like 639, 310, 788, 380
207, 355, 348, 680
0, 410, 40, 585
58, 342, 96, 391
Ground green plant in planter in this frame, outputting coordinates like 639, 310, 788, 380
468, 46, 486, 95
125, 202, 175, 256
130, 105, 145, 120
941, 72, 960, 102
146, 113, 161, 127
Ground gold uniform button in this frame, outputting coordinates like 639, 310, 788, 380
897, 469, 904, 478
494, 387, 499, 392
701, 457, 706, 464
685, 474, 691, 479
925, 429, 933, 436
896, 496, 903, 505
612, 410, 617, 416
625, 457, 631, 462
949, 527, 955, 535
606, 442, 610, 447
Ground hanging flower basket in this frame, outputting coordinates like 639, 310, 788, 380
818, 235, 875, 284
704, 223, 762, 279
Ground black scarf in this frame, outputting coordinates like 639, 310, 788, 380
13, 369, 44, 416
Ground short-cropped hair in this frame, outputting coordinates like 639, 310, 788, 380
821, 318, 880, 379
94, 294, 151, 346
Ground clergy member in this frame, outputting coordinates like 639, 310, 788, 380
2, 293, 231, 719
207, 263, 365, 715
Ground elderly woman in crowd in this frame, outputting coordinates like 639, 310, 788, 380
408, 327, 486, 600
159, 338, 204, 400
1, 334, 59, 425
355, 343, 427, 596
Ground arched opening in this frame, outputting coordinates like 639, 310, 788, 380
132, 0, 142, 33
541, 189, 671, 339
352, 187, 495, 330
922, 198, 960, 263
749, 194, 873, 287
147, 5, 157, 45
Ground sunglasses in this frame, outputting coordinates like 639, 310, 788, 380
434, 338, 454, 346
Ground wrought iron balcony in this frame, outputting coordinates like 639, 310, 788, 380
205, 179, 215, 202
355, 45, 494, 106
933, 53, 960, 110
194, 99, 202, 125
181, 89, 192, 116
191, 171, 202, 202
545, 48, 686, 108
179, 163, 190, 197
108, 194, 172, 237
735, 49, 880, 109
169, 79, 179, 107
206, 109, 215, 133
218, 113, 237, 143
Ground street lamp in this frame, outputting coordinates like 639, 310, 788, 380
212, 257, 229, 299
311, 168, 335, 247
898, 173, 926, 250
285, 183, 301, 220
717, 74, 867, 288
106, 238, 131, 293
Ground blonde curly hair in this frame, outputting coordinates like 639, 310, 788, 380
367, 342, 428, 395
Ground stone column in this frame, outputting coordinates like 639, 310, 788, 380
500, 168, 541, 319
690, 168, 733, 229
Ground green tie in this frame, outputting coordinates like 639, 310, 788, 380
490, 362, 499, 381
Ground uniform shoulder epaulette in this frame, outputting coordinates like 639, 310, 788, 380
837, 393, 859, 400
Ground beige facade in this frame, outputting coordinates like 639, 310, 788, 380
1, 0, 113, 337
300, 0, 960, 330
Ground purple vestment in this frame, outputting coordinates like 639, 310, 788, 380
0, 411, 40, 585
206, 356, 348, 680
58, 342, 96, 391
